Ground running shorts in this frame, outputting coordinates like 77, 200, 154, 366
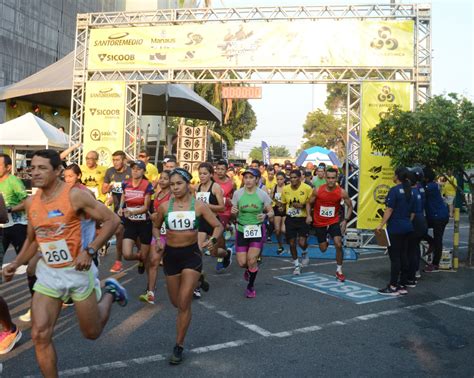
163, 243, 202, 276
285, 217, 310, 240
235, 224, 266, 253
123, 219, 153, 244
314, 223, 342, 243
33, 259, 101, 302
273, 205, 286, 217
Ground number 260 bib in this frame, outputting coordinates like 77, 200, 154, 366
39, 239, 73, 266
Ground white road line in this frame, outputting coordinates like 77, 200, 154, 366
214, 309, 273, 337
438, 300, 474, 312
48, 291, 474, 377
271, 255, 387, 271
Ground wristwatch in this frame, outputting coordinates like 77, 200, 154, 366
86, 247, 96, 256
210, 237, 217, 244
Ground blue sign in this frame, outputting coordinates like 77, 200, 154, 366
275, 272, 396, 304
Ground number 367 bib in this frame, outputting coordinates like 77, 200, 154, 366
243, 224, 262, 238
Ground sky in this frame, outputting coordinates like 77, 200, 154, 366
213, 0, 474, 157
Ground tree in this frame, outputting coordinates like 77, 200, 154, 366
194, 83, 258, 149
249, 145, 291, 161
368, 94, 474, 263
299, 109, 345, 157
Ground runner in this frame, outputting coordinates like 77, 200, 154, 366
231, 168, 274, 298
80, 150, 107, 202
213, 160, 235, 272
196, 162, 231, 279
3, 149, 127, 377
312, 164, 327, 191
144, 171, 173, 305
311, 167, 353, 282
103, 150, 131, 273
280, 169, 313, 275
151, 168, 223, 364
272, 172, 287, 254
138, 149, 160, 187
117, 160, 154, 280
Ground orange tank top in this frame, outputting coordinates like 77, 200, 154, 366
29, 183, 82, 268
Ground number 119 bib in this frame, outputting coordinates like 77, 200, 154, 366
168, 211, 195, 231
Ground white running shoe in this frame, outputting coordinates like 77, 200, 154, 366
301, 253, 310, 267
293, 265, 301, 275
19, 309, 31, 322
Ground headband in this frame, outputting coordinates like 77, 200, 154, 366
170, 168, 192, 183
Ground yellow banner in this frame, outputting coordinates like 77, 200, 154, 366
83, 81, 126, 167
87, 20, 414, 70
357, 82, 412, 230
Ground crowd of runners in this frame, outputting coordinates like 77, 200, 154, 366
0, 149, 452, 373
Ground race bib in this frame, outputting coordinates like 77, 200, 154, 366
243, 224, 262, 239
160, 224, 167, 235
287, 207, 301, 217
168, 211, 195, 231
127, 207, 146, 221
111, 182, 123, 194
319, 206, 335, 218
196, 192, 210, 204
274, 192, 282, 201
39, 239, 73, 266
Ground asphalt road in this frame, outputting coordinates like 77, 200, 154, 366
1, 214, 473, 377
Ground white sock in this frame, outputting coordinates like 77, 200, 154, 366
337, 265, 343, 273
294, 259, 300, 267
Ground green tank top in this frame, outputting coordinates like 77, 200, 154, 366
164, 197, 199, 231
236, 191, 264, 233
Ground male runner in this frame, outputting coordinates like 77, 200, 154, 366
138, 149, 159, 186
281, 170, 313, 275
312, 164, 327, 191
3, 149, 127, 377
80, 150, 107, 202
310, 167, 353, 282
103, 150, 131, 273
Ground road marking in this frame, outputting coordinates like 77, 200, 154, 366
438, 300, 474, 312
270, 255, 386, 271
45, 291, 474, 376
207, 307, 272, 337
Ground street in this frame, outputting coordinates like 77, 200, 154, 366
1, 214, 473, 377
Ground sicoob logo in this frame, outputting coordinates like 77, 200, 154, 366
370, 26, 398, 50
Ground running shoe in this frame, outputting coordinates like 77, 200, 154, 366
293, 265, 301, 275
104, 278, 128, 307
99, 241, 110, 257
378, 285, 400, 296
137, 261, 145, 275
245, 287, 256, 298
243, 269, 249, 281
223, 230, 232, 241
169, 344, 184, 365
301, 252, 310, 267
424, 264, 440, 273
335, 272, 346, 282
406, 280, 417, 288
139, 290, 155, 304
0, 326, 22, 354
199, 273, 210, 292
397, 286, 408, 295
277, 246, 284, 255
193, 288, 201, 299
109, 260, 123, 273
203, 248, 211, 256
62, 298, 74, 308
215, 258, 225, 273
222, 248, 233, 270
19, 309, 31, 322
266, 235, 272, 242
415, 270, 421, 279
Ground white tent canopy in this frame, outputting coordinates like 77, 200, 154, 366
0, 112, 69, 150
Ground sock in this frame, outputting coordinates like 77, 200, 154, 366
247, 267, 259, 289
293, 259, 299, 267
337, 265, 343, 273
27, 275, 37, 296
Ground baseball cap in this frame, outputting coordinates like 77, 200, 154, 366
130, 160, 146, 170
242, 168, 261, 177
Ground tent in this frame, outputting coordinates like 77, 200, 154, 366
0, 112, 69, 149
295, 146, 341, 168
0, 52, 221, 122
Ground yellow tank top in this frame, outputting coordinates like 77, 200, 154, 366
29, 183, 82, 268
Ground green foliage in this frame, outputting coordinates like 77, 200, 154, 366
249, 145, 291, 161
194, 83, 257, 149
300, 109, 345, 152
325, 83, 347, 113
368, 94, 474, 173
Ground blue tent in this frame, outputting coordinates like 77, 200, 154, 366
295, 146, 341, 167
